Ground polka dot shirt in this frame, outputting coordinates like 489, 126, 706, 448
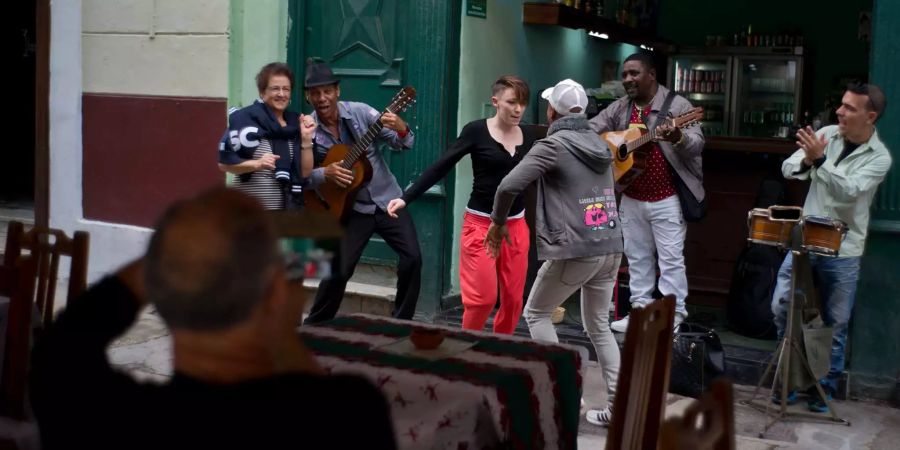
625, 104, 676, 202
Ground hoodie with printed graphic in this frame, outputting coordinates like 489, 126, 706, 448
492, 114, 624, 260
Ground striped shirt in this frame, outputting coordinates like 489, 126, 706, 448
229, 138, 293, 210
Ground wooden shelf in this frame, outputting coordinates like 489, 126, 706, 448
523, 2, 675, 53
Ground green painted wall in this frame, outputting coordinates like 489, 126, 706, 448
228, 0, 290, 109
851, 0, 900, 402
658, 0, 872, 120
451, 0, 637, 292
224, 0, 290, 186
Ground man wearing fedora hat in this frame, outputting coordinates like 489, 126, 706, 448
302, 60, 422, 324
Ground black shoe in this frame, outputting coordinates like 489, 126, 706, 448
770, 390, 798, 405
805, 384, 833, 413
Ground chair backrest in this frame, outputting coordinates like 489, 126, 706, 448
3, 221, 89, 328
0, 255, 38, 420
659, 379, 736, 450
606, 295, 676, 450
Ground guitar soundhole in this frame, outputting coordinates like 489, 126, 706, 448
618, 145, 629, 160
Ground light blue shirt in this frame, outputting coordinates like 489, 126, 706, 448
782, 125, 892, 257
309, 101, 414, 214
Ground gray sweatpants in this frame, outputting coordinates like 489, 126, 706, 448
524, 253, 622, 405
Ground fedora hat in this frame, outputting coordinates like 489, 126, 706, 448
304, 59, 340, 88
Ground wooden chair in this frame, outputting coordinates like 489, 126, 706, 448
0, 255, 38, 420
659, 378, 736, 450
3, 221, 89, 328
606, 295, 676, 450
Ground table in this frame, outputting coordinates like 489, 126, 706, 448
299, 314, 583, 450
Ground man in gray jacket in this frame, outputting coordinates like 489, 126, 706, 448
589, 52, 705, 332
485, 79, 624, 427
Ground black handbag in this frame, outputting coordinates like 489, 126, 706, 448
670, 170, 707, 222
669, 323, 726, 398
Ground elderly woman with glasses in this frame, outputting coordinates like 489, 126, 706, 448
218, 62, 316, 210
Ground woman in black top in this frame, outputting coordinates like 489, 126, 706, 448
387, 76, 536, 334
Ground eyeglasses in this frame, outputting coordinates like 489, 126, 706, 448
267, 86, 292, 94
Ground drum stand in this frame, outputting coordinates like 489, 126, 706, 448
740, 246, 850, 437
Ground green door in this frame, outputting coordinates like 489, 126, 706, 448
290, 0, 461, 318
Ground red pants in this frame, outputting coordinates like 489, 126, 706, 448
459, 212, 529, 334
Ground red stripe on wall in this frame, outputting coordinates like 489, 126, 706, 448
82, 93, 226, 228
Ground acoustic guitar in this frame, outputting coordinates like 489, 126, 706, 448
600, 107, 703, 191
304, 87, 417, 222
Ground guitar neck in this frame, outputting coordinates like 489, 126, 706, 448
626, 128, 657, 153
625, 120, 691, 153
341, 118, 385, 168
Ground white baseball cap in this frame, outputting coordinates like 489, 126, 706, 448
541, 79, 588, 116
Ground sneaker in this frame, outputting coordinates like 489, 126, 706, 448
610, 316, 629, 333
770, 390, 798, 405
586, 406, 613, 426
807, 387, 833, 413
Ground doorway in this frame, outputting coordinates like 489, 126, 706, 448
2, 0, 37, 217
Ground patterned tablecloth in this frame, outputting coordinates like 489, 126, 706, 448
298, 314, 582, 450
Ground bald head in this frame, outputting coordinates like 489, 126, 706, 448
145, 188, 281, 331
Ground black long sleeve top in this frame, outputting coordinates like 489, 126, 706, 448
401, 119, 536, 215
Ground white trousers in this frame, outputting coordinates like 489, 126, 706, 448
620, 194, 688, 316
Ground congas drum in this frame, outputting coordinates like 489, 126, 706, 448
747, 206, 802, 248
801, 216, 848, 256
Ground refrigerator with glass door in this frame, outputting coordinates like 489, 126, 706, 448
668, 54, 732, 137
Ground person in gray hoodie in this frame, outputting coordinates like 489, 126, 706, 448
485, 79, 624, 427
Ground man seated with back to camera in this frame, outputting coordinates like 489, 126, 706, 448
30, 188, 397, 450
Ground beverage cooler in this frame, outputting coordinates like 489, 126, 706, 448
670, 55, 731, 137
669, 48, 803, 138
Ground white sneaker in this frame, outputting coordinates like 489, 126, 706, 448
610, 315, 629, 333
586, 406, 613, 427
